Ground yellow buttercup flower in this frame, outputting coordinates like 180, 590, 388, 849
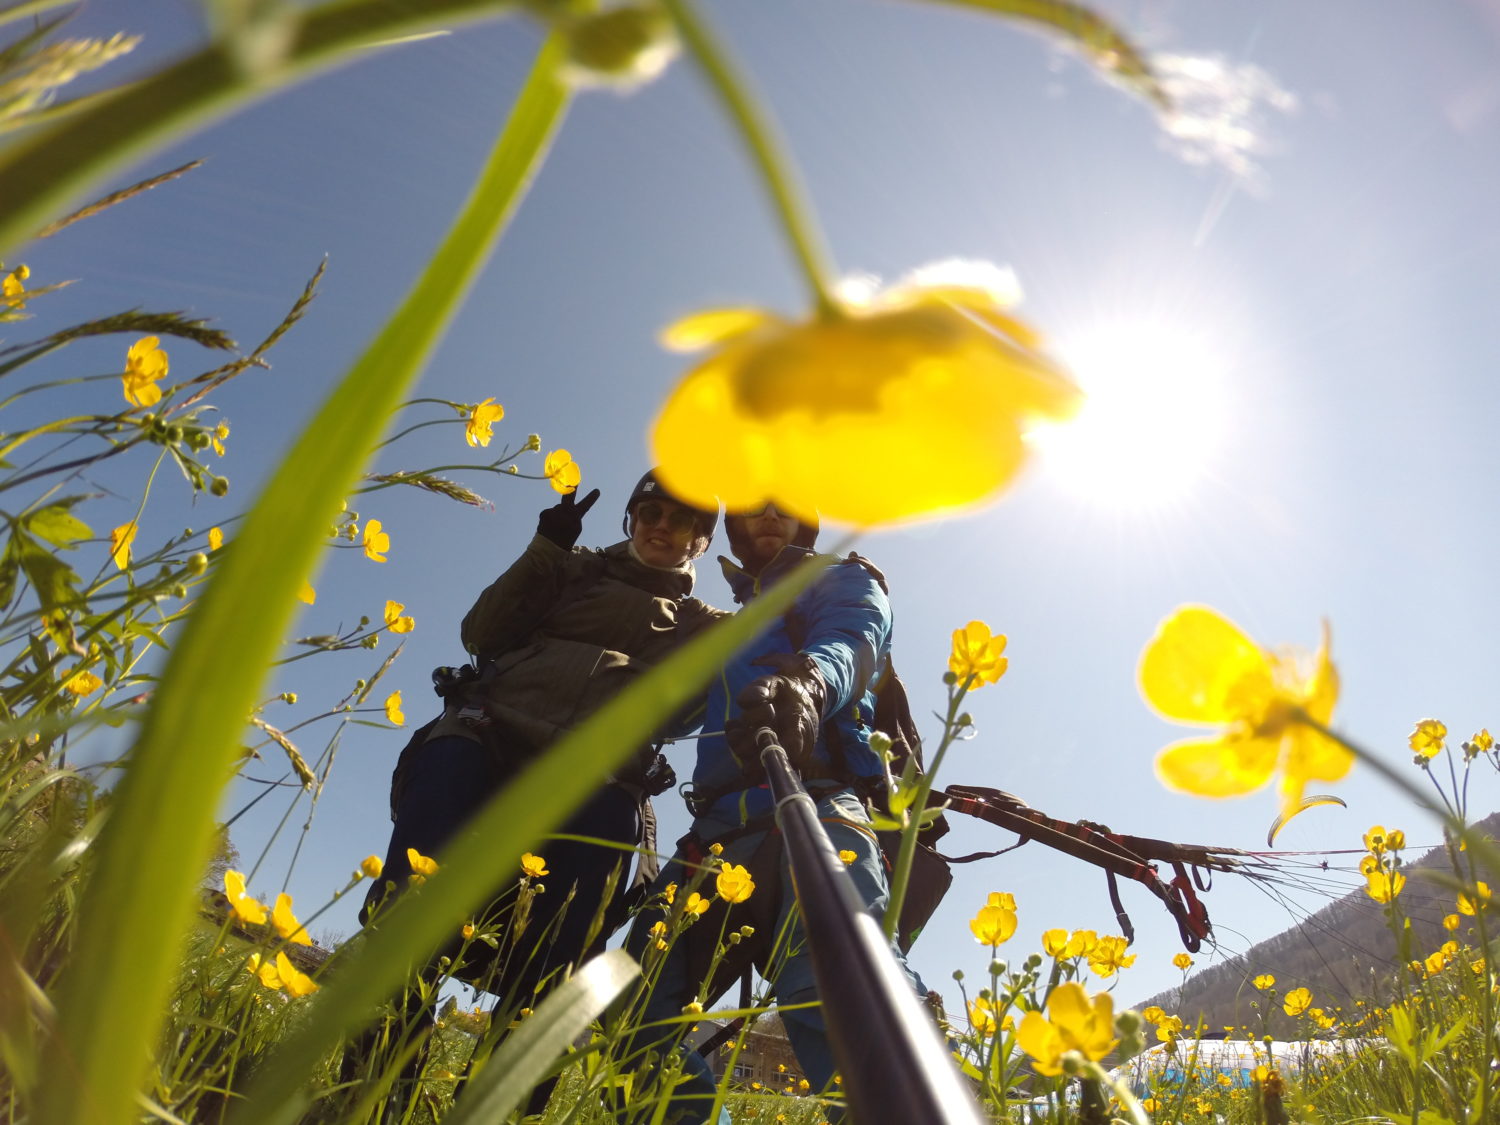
968, 994, 999, 1036
1363, 825, 1388, 853
1253, 974, 1275, 990
986, 891, 1016, 911
247, 952, 282, 990
1409, 718, 1446, 759
211, 420, 229, 456
1469, 728, 1493, 757
383, 690, 404, 726
684, 892, 710, 916
383, 600, 415, 634
838, 849, 856, 865
1458, 882, 1491, 916
715, 862, 755, 903
1443, 913, 1460, 932
1282, 987, 1312, 1016
109, 522, 137, 570
1173, 952, 1194, 970
122, 336, 169, 407
275, 951, 319, 997
297, 580, 315, 605
969, 903, 1017, 947
362, 519, 390, 562
948, 621, 1008, 690
1042, 928, 1069, 957
651, 261, 1081, 527
3, 264, 27, 310
663, 882, 677, 905
1086, 934, 1136, 977
64, 669, 102, 695
1065, 929, 1098, 958
224, 870, 267, 926
406, 848, 438, 885
1015, 981, 1118, 1076
1365, 868, 1405, 904
521, 852, 549, 878
272, 892, 313, 946
1139, 605, 1344, 816
208, 526, 224, 551
462, 922, 475, 940
465, 397, 505, 447
543, 449, 581, 495
360, 855, 383, 879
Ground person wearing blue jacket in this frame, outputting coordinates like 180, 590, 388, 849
618, 500, 918, 1125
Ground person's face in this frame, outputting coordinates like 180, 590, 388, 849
730, 502, 800, 566
630, 499, 704, 568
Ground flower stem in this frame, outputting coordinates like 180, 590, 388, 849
661, 0, 841, 316
1297, 712, 1500, 890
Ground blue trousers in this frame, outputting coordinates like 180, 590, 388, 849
617, 790, 923, 1125
366, 734, 643, 993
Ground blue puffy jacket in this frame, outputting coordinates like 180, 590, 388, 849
690, 546, 893, 824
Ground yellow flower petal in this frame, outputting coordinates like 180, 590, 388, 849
520, 852, 549, 878
109, 522, 137, 570
465, 398, 505, 448
383, 599, 415, 634
1155, 734, 1279, 798
1139, 605, 1271, 725
659, 307, 778, 352
363, 519, 390, 562
543, 449, 581, 495
297, 580, 315, 605
651, 270, 1081, 527
384, 690, 404, 726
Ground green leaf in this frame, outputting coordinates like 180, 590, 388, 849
33, 32, 571, 1125
0, 0, 526, 257
14, 526, 82, 614
0, 0, 78, 31
444, 950, 639, 1125
24, 497, 91, 548
912, 0, 1168, 110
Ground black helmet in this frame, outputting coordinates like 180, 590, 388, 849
724, 501, 819, 561
621, 469, 720, 541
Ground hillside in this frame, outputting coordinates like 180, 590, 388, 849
1132, 812, 1500, 1037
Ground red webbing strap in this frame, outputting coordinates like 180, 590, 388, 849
938, 785, 1214, 951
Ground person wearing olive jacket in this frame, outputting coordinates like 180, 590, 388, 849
349, 471, 724, 1109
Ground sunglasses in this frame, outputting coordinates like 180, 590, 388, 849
634, 501, 699, 536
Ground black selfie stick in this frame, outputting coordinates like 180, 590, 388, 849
755, 727, 986, 1125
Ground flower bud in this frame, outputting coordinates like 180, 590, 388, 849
525, 433, 541, 451
562, 5, 678, 89
868, 730, 893, 762
209, 476, 230, 497
186, 552, 208, 575
989, 960, 1006, 977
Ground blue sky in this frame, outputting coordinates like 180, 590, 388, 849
25, 0, 1500, 1014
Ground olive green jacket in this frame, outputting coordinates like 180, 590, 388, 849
427, 534, 725, 760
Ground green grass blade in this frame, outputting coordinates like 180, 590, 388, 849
0, 0, 525, 257
32, 35, 569, 1125
226, 556, 830, 1125
444, 949, 639, 1125
913, 0, 1168, 110
0, 0, 72, 33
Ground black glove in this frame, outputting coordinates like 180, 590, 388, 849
536, 487, 600, 549
725, 653, 825, 770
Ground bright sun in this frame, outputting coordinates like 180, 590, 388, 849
1025, 320, 1228, 508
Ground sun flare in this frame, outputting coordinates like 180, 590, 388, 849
1026, 321, 1227, 508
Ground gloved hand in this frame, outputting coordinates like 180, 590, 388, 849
725, 653, 825, 770
536, 487, 600, 549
